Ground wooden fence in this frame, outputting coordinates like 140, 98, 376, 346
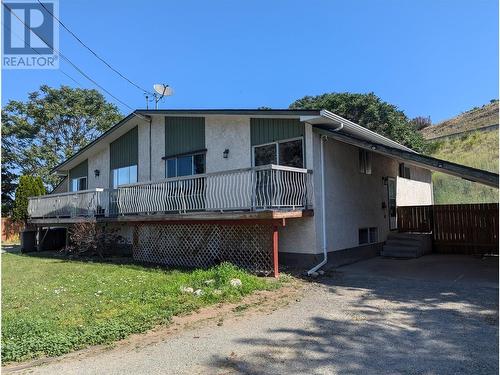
397, 204, 499, 255
1, 218, 24, 242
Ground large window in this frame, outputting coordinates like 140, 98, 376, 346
166, 153, 206, 178
112, 165, 137, 188
71, 177, 87, 191
253, 138, 304, 168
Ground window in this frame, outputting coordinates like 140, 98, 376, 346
253, 138, 304, 168
399, 163, 411, 179
279, 139, 303, 168
166, 153, 206, 178
358, 228, 369, 245
359, 149, 372, 174
369, 227, 378, 243
359, 227, 378, 245
71, 177, 87, 191
112, 165, 137, 188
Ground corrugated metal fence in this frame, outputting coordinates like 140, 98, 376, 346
397, 204, 499, 255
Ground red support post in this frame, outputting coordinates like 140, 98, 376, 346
273, 225, 279, 278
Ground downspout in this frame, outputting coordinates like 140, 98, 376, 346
307, 122, 343, 276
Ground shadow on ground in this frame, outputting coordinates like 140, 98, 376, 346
210, 256, 499, 374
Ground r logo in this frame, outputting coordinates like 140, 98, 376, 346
2, 1, 59, 69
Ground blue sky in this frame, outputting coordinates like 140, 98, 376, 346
2, 0, 498, 123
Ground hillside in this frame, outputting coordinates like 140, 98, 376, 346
422, 100, 498, 140
428, 130, 498, 204
423, 100, 498, 204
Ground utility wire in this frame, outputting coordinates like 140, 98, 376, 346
36, 0, 154, 96
2, 1, 135, 111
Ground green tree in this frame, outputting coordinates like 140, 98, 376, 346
290, 92, 428, 152
2, 85, 122, 190
12, 175, 46, 224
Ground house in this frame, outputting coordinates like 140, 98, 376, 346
27, 109, 499, 276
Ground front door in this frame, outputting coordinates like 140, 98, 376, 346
387, 177, 397, 230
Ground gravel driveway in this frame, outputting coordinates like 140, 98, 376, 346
10, 255, 499, 374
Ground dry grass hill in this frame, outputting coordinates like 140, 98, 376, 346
422, 100, 498, 140
423, 100, 499, 204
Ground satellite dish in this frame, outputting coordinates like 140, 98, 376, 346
151, 84, 173, 109
153, 84, 173, 98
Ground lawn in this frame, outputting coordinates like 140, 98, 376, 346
1, 253, 282, 363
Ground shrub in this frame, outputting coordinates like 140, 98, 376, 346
66, 221, 125, 258
12, 175, 45, 225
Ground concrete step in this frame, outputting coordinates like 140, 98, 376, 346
385, 239, 424, 247
386, 233, 424, 242
381, 245, 422, 258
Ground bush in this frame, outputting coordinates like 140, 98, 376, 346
66, 221, 125, 258
12, 175, 45, 224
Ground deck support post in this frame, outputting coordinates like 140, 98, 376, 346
272, 224, 279, 278
65, 225, 70, 251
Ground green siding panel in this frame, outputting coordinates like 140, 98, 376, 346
110, 126, 138, 170
69, 160, 88, 180
165, 116, 205, 157
250, 118, 305, 145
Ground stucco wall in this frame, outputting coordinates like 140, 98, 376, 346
317, 137, 433, 253
205, 116, 252, 173
277, 129, 319, 255
87, 147, 110, 189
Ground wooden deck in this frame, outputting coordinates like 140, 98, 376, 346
29, 209, 314, 225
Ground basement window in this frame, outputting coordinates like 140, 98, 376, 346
359, 149, 372, 174
359, 227, 378, 245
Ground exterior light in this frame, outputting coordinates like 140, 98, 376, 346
94, 169, 100, 177
223, 149, 229, 159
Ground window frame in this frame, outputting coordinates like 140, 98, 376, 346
165, 151, 206, 179
70, 176, 87, 192
112, 164, 138, 188
252, 136, 305, 168
359, 149, 372, 175
399, 163, 411, 179
358, 226, 379, 245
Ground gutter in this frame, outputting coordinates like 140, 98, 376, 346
306, 121, 343, 276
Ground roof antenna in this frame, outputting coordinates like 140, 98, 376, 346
153, 84, 173, 109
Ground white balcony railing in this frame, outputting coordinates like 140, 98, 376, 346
28, 165, 313, 219
27, 188, 117, 219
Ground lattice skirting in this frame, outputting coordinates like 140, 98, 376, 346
132, 223, 275, 276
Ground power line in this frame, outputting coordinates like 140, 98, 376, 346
36, 0, 154, 96
2, 1, 135, 111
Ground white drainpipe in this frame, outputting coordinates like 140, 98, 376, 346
307, 123, 343, 276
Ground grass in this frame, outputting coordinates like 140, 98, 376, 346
1, 253, 282, 363
428, 130, 499, 204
